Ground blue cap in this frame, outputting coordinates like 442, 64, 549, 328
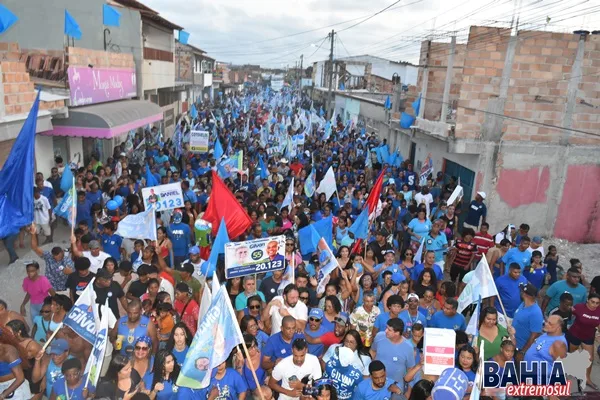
391, 272, 406, 285
189, 246, 200, 255
48, 338, 69, 355
309, 308, 324, 320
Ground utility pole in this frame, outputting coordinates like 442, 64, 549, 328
440, 35, 456, 122
327, 29, 335, 119
299, 54, 303, 89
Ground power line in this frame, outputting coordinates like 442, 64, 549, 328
337, 0, 403, 33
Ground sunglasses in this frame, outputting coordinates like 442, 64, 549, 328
309, 317, 321, 322
40, 310, 51, 314
286, 243, 294, 246
249, 305, 261, 310
300, 297, 309, 301
135, 346, 149, 351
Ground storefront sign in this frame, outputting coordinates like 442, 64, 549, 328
424, 328, 456, 375
190, 130, 209, 153
224, 236, 286, 279
68, 66, 137, 106
141, 183, 184, 211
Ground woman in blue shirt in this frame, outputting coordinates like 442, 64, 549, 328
50, 358, 86, 400
166, 323, 192, 367
523, 250, 548, 290
150, 350, 180, 400
456, 345, 478, 396
235, 334, 266, 394
240, 316, 269, 353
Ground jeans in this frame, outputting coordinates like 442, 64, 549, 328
2, 233, 18, 262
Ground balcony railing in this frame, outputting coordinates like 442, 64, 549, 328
143, 47, 173, 62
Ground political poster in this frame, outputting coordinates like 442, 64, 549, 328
63, 279, 99, 344
190, 130, 209, 153
224, 235, 286, 279
141, 182, 184, 211
424, 328, 456, 375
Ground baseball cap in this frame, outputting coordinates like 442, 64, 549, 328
407, 293, 420, 302
391, 272, 406, 285
532, 236, 543, 244
384, 249, 395, 256
89, 240, 101, 249
309, 308, 324, 320
389, 178, 396, 185
334, 315, 349, 326
189, 246, 200, 255
521, 283, 538, 297
48, 339, 69, 355
477, 191, 487, 199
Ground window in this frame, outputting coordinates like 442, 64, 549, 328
194, 58, 201, 74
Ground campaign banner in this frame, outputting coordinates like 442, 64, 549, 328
424, 328, 456, 376
190, 130, 209, 153
83, 302, 110, 391
141, 182, 184, 211
224, 235, 286, 279
63, 279, 99, 344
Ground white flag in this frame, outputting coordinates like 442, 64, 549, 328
316, 166, 337, 201
280, 178, 295, 211
447, 185, 464, 206
115, 206, 157, 241
414, 238, 426, 264
458, 257, 499, 313
198, 280, 212, 323
466, 302, 508, 336
469, 340, 485, 400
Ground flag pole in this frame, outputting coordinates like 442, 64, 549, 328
41, 322, 63, 352
71, 176, 76, 237
223, 286, 266, 400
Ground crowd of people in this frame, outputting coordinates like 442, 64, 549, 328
0, 86, 599, 400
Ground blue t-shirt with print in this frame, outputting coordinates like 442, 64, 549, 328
52, 375, 87, 400
429, 310, 467, 331
263, 332, 305, 362
209, 368, 248, 400
424, 233, 448, 263
324, 352, 363, 399
168, 223, 192, 257
101, 233, 123, 261
502, 247, 532, 272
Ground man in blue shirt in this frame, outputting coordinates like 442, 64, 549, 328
542, 267, 587, 315
399, 293, 428, 338
353, 361, 401, 399
373, 295, 404, 336
500, 236, 532, 275
101, 221, 124, 261
512, 283, 544, 356
424, 222, 448, 269
463, 192, 487, 231
494, 263, 528, 318
429, 298, 467, 330
261, 316, 304, 371
168, 211, 193, 266
304, 308, 329, 357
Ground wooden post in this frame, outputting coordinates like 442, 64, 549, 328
41, 322, 63, 352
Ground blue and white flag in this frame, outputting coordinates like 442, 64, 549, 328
115, 206, 157, 241
63, 278, 99, 344
280, 178, 294, 211
177, 284, 243, 388
54, 186, 76, 226
132, 250, 143, 272
314, 230, 341, 295
304, 167, 316, 197
316, 166, 337, 201
83, 300, 110, 392
348, 208, 369, 240
458, 257, 498, 313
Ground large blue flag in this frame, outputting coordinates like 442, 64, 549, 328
60, 165, 74, 193
115, 206, 157, 241
298, 216, 333, 255
145, 164, 159, 187
348, 208, 369, 240
177, 284, 242, 388
102, 4, 121, 27
207, 218, 229, 270
0, 92, 39, 238
0, 4, 18, 34
190, 103, 198, 120
54, 186, 76, 226
214, 138, 224, 160
258, 154, 269, 180
64, 10, 82, 39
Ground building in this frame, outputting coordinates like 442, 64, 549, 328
320, 26, 600, 243
312, 55, 418, 92
174, 40, 215, 109
0, 0, 164, 174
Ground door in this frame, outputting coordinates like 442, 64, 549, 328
409, 142, 416, 166
443, 159, 475, 228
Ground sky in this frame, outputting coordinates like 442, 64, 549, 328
140, 0, 600, 68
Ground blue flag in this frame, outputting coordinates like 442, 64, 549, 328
298, 216, 333, 255
60, 165, 74, 193
384, 95, 391, 110
0, 4, 18, 34
102, 4, 121, 27
84, 301, 110, 391
412, 95, 422, 116
190, 103, 198, 119
258, 154, 269, 180
64, 10, 82, 39
400, 112, 416, 129
54, 187, 76, 226
179, 30, 190, 45
208, 218, 229, 269
115, 206, 157, 241
214, 138, 224, 160
304, 167, 316, 197
63, 279, 98, 344
145, 164, 158, 187
348, 208, 369, 240
177, 284, 242, 388
0, 92, 39, 238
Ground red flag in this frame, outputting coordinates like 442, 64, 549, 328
204, 171, 252, 239
365, 168, 386, 215
351, 239, 363, 255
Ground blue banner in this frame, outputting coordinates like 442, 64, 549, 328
54, 187, 75, 226
63, 279, 98, 344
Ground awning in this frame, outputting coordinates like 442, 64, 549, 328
42, 100, 163, 139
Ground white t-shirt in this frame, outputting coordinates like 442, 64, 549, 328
183, 258, 207, 282
269, 295, 308, 335
414, 192, 434, 218
272, 353, 322, 400
82, 250, 111, 274
527, 246, 545, 257
33, 196, 52, 225
159, 278, 175, 302
323, 343, 372, 376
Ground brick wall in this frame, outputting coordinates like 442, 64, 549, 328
417, 41, 467, 121
67, 46, 135, 69
451, 26, 600, 144
174, 48, 192, 81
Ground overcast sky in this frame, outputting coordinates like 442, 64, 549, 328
140, 0, 600, 67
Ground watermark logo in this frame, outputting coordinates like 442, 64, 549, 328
483, 360, 572, 397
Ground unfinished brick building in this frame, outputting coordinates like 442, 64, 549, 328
400, 26, 600, 242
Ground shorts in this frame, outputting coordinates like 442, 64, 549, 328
450, 263, 469, 283
566, 330, 594, 346
0, 378, 31, 399
35, 223, 51, 236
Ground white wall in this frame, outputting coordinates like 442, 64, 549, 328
35, 136, 55, 176
143, 23, 173, 52
143, 60, 175, 91
69, 137, 84, 167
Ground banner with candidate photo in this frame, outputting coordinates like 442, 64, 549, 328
224, 235, 286, 279
141, 182, 184, 211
